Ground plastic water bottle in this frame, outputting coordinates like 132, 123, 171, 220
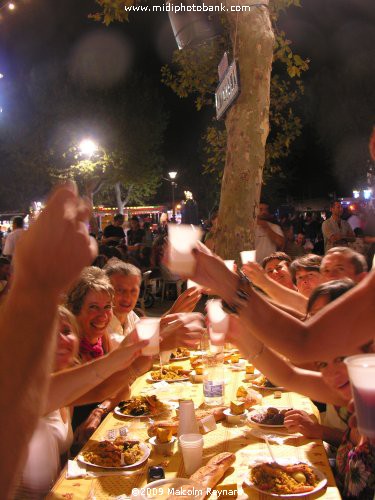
203, 348, 225, 406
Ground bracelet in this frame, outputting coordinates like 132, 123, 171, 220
222, 270, 252, 314
96, 403, 110, 415
248, 343, 264, 362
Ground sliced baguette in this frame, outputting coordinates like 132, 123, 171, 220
190, 452, 236, 490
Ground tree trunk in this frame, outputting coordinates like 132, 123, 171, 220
215, 0, 274, 260
114, 182, 124, 214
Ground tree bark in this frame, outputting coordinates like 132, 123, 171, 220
215, 0, 274, 259
114, 182, 124, 214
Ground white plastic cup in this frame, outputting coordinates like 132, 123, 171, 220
224, 260, 235, 271
136, 318, 160, 356
345, 354, 375, 438
240, 250, 256, 264
168, 224, 203, 275
187, 279, 200, 289
206, 299, 229, 346
179, 433, 203, 475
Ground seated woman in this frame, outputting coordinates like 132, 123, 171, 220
66, 265, 205, 446
15, 305, 146, 499
226, 280, 374, 499
65, 267, 117, 444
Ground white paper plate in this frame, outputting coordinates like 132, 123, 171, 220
223, 408, 248, 420
78, 442, 150, 470
169, 355, 190, 362
245, 461, 327, 497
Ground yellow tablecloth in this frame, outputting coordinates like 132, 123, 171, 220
48, 360, 341, 500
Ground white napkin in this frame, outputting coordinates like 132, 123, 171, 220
200, 415, 217, 433
66, 460, 87, 479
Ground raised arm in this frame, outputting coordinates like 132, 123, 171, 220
181, 244, 375, 363
242, 262, 307, 314
226, 316, 346, 406
45, 340, 146, 413
0, 183, 97, 497
237, 272, 375, 362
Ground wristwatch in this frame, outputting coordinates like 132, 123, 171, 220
96, 403, 110, 415
222, 270, 252, 314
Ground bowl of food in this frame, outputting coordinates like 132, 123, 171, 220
190, 366, 203, 383
248, 407, 293, 428
245, 461, 327, 497
224, 401, 248, 424
149, 428, 177, 456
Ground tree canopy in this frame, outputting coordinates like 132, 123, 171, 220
161, 0, 309, 197
0, 60, 167, 210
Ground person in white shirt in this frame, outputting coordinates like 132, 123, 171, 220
255, 202, 285, 264
104, 260, 142, 347
3, 216, 25, 257
104, 258, 203, 348
321, 201, 355, 253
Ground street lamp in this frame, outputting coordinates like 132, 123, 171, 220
79, 138, 98, 157
168, 171, 178, 222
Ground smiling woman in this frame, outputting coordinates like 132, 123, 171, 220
66, 266, 114, 362
65, 267, 115, 438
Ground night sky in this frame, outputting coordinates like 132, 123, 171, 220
0, 0, 374, 211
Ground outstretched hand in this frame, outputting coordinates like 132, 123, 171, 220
165, 286, 202, 315
13, 182, 97, 294
242, 262, 267, 289
163, 242, 237, 303
160, 312, 205, 350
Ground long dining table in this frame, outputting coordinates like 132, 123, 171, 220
48, 355, 342, 499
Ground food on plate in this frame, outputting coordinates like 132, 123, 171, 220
82, 437, 142, 467
156, 427, 173, 443
230, 401, 245, 415
236, 386, 248, 398
230, 354, 240, 363
246, 364, 255, 374
190, 452, 236, 490
274, 391, 282, 399
195, 366, 203, 375
252, 375, 280, 389
249, 462, 320, 494
189, 355, 201, 367
250, 407, 292, 426
236, 386, 262, 408
117, 395, 167, 416
170, 347, 190, 359
147, 406, 227, 437
150, 366, 191, 381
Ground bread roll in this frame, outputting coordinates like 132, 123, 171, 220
190, 452, 236, 490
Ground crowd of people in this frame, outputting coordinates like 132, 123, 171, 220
1, 178, 375, 499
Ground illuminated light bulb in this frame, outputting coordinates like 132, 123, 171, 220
8, 3, 16, 10
79, 139, 98, 157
